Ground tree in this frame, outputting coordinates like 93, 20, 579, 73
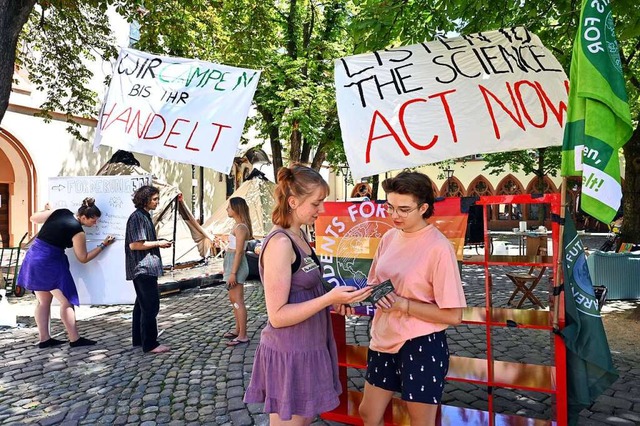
483, 148, 561, 191
3, 1, 638, 242
349, 0, 640, 242
132, 0, 352, 176
3, 0, 353, 184
0, 0, 36, 126
1, 1, 138, 138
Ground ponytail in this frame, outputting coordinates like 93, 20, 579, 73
272, 164, 329, 228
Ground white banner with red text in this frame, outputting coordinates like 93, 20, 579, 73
94, 48, 260, 173
335, 27, 568, 180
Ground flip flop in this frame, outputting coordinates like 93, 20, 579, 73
223, 331, 238, 339
226, 338, 249, 347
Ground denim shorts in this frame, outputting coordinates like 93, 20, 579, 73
222, 251, 249, 283
365, 330, 449, 404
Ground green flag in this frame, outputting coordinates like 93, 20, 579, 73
560, 209, 618, 425
561, 0, 632, 223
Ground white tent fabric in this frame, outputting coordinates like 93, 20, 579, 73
96, 162, 213, 266
204, 177, 276, 239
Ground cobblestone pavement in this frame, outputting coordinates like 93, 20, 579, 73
1, 247, 639, 425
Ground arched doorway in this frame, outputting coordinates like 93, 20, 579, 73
525, 176, 558, 226
492, 174, 525, 230
466, 176, 494, 245
525, 175, 558, 194
440, 176, 465, 198
467, 176, 495, 198
0, 128, 37, 246
0, 149, 15, 245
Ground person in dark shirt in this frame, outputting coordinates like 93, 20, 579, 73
125, 185, 172, 354
17, 198, 116, 348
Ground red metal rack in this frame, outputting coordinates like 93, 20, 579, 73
322, 194, 567, 425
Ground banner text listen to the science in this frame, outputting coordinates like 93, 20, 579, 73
335, 27, 568, 180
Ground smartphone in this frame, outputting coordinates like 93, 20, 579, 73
365, 279, 395, 304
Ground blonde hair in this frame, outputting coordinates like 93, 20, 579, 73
229, 197, 253, 239
272, 164, 329, 228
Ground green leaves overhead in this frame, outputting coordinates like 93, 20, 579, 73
132, 0, 354, 173
17, 1, 129, 139
482, 147, 561, 178
349, 0, 639, 175
10, 0, 638, 177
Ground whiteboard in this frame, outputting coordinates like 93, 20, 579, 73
49, 175, 151, 305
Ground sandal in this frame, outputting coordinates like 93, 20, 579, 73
223, 331, 238, 339
226, 338, 249, 347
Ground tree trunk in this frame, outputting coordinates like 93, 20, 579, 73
622, 122, 640, 244
626, 125, 640, 322
0, 0, 37, 125
286, 0, 297, 59
300, 136, 312, 164
536, 148, 546, 193
258, 107, 282, 180
269, 130, 283, 179
289, 118, 301, 164
310, 147, 325, 171
371, 175, 380, 201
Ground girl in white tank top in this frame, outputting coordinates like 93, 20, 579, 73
228, 224, 249, 251
223, 197, 253, 346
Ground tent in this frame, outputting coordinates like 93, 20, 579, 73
96, 160, 213, 267
204, 174, 276, 239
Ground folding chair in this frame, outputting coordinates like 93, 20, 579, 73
1, 233, 29, 297
593, 285, 607, 312
505, 248, 547, 309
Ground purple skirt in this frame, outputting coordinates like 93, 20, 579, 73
244, 286, 341, 420
17, 238, 79, 306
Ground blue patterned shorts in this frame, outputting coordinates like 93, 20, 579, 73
365, 331, 449, 404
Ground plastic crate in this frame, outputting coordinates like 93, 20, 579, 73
587, 251, 640, 300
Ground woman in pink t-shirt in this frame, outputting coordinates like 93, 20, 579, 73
359, 171, 467, 426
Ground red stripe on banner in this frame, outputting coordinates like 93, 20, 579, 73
321, 202, 387, 217
431, 197, 464, 216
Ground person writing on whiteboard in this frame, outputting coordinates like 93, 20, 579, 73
125, 185, 172, 354
17, 198, 116, 348
358, 171, 466, 426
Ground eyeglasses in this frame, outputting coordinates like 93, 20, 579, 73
383, 202, 423, 218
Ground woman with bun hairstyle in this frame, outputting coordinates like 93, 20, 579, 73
244, 164, 372, 425
18, 198, 116, 348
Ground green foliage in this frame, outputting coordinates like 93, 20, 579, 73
482, 147, 561, 177
8, 0, 639, 177
16, 0, 139, 140
131, 0, 353, 174
349, 0, 640, 172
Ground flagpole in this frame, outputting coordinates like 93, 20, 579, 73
553, 178, 568, 330
553, 178, 568, 426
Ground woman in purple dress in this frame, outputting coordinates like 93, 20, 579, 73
244, 164, 372, 425
18, 198, 116, 348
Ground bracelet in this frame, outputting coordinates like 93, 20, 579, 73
406, 299, 410, 316
98, 242, 106, 250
